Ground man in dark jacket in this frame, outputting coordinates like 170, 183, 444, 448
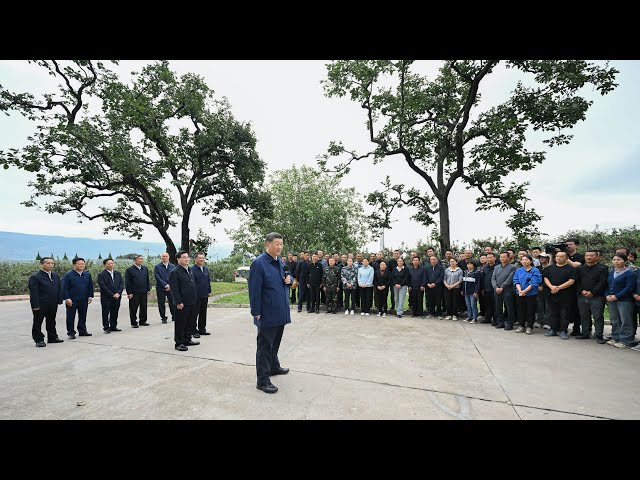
408, 256, 427, 317
481, 253, 497, 324
125, 254, 151, 328
97, 258, 124, 333
154, 252, 176, 324
323, 257, 341, 314
425, 256, 444, 318
287, 253, 298, 304
29, 257, 64, 347
191, 252, 212, 338
295, 252, 310, 313
248, 233, 292, 394
306, 253, 324, 314
575, 249, 608, 343
62, 257, 94, 339
169, 251, 200, 352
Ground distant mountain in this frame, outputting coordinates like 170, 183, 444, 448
0, 231, 233, 261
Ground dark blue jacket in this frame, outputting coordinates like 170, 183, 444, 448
97, 269, 124, 299
169, 265, 198, 306
191, 265, 212, 298
125, 265, 150, 294
62, 270, 94, 302
462, 269, 482, 295
512, 266, 542, 297
248, 251, 292, 328
408, 265, 427, 289
154, 262, 176, 290
28, 270, 63, 309
295, 260, 309, 282
425, 263, 445, 285
607, 269, 636, 302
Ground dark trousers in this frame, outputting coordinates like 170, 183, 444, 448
426, 285, 443, 316
129, 293, 148, 325
410, 287, 424, 315
548, 296, 572, 333
297, 283, 308, 311
100, 297, 121, 329
483, 290, 495, 322
290, 286, 297, 303
174, 303, 195, 346
495, 290, 515, 327
517, 295, 537, 328
344, 289, 355, 310
577, 295, 605, 338
337, 286, 343, 308
444, 288, 460, 316
390, 285, 396, 310
536, 291, 551, 326
256, 324, 285, 385
360, 287, 373, 313
309, 285, 321, 311
375, 287, 389, 314
320, 287, 326, 305
478, 289, 486, 316
32, 304, 59, 342
66, 300, 89, 335
157, 289, 175, 321
570, 295, 580, 331
354, 287, 360, 308
194, 297, 208, 333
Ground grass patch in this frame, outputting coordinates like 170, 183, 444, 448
211, 282, 247, 296
214, 291, 250, 304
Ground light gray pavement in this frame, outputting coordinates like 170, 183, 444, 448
1, 299, 638, 419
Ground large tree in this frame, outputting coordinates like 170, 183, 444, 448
0, 60, 270, 261
228, 165, 369, 255
319, 60, 618, 252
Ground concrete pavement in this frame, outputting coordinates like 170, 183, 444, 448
1, 299, 638, 419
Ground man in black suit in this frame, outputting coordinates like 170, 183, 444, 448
169, 251, 200, 351
125, 254, 151, 328
28, 257, 64, 347
306, 253, 324, 314
97, 258, 124, 333
154, 252, 176, 324
295, 251, 310, 313
191, 252, 212, 338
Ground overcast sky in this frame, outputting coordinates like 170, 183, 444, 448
0, 60, 638, 253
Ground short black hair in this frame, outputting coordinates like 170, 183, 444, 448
532, 246, 542, 251
613, 253, 628, 262
412, 256, 420, 261
102, 258, 114, 265
585, 249, 599, 255
466, 259, 477, 268
176, 250, 189, 261
40, 257, 54, 264
445, 249, 453, 254
194, 252, 206, 258
629, 251, 637, 258
487, 252, 496, 257
134, 254, 143, 260
499, 251, 510, 256
265, 232, 283, 243
615, 247, 630, 255
506, 249, 515, 254
521, 254, 533, 263
72, 257, 85, 264
393, 249, 400, 253
564, 238, 579, 245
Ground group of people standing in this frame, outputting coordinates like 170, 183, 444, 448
28, 252, 214, 351
281, 240, 640, 351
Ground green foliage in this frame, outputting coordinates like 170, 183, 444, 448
189, 229, 212, 258
208, 253, 244, 283
227, 165, 369, 255
35, 252, 41, 261
320, 60, 619, 250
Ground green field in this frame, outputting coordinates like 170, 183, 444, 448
215, 292, 250, 304
211, 282, 247, 296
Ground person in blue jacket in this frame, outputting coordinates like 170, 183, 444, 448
462, 260, 482, 324
513, 255, 542, 334
248, 232, 292, 394
606, 253, 637, 349
154, 252, 176, 324
61, 257, 94, 339
29, 257, 64, 347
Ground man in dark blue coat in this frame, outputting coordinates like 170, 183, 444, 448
191, 252, 212, 338
408, 256, 427, 317
295, 251, 310, 313
154, 252, 176, 324
98, 258, 124, 333
125, 254, 151, 327
425, 255, 445, 318
248, 232, 292, 394
29, 257, 64, 347
169, 251, 200, 352
62, 257, 94, 339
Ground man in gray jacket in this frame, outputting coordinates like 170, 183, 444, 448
492, 251, 517, 330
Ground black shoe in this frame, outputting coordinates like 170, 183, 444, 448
171, 318, 174, 322
479, 319, 492, 324
199, 331, 211, 335
271, 367, 289, 376
495, 323, 505, 329
68, 334, 76, 339
570, 329, 581, 336
193, 333, 201, 338
297, 308, 302, 313
256, 383, 278, 394
36, 341, 46, 347
78, 332, 92, 336
132, 324, 139, 328
47, 338, 64, 343
596, 336, 607, 344
175, 344, 188, 351
110, 327, 121, 332
576, 334, 591, 339
139, 322, 150, 326
504, 325, 513, 331
184, 340, 200, 346
161, 319, 168, 324
103, 328, 111, 334
316, 310, 320, 314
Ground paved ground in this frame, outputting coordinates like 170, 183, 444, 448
1, 299, 638, 420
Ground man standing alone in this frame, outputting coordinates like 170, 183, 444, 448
249, 233, 292, 394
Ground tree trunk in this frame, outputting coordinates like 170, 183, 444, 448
158, 228, 178, 265
180, 208, 191, 253
438, 198, 451, 254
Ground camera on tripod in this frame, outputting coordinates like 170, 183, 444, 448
545, 242, 569, 254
